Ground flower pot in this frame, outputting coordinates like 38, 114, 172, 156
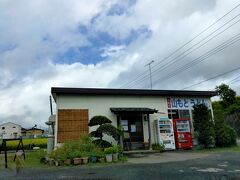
81, 157, 88, 164
118, 153, 123, 160
105, 154, 112, 162
54, 160, 60, 166
73, 158, 82, 165
112, 153, 118, 161
49, 159, 54, 166
91, 156, 98, 163
64, 159, 71, 165
59, 160, 64, 166
99, 157, 105, 163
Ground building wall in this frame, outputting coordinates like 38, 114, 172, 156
25, 129, 44, 138
54, 95, 212, 147
0, 122, 22, 139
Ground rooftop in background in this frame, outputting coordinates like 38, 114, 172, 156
51, 87, 217, 101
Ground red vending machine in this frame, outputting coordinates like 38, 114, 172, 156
173, 118, 193, 149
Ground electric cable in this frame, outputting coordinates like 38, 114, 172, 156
119, 3, 240, 89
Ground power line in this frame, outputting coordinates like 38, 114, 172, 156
229, 74, 240, 84
125, 12, 240, 88
208, 73, 240, 91
127, 18, 240, 88
181, 66, 240, 90
135, 32, 240, 89
149, 32, 240, 87
119, 3, 240, 88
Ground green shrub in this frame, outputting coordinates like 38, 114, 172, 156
112, 145, 119, 153
152, 143, 165, 152
104, 147, 114, 154
193, 104, 215, 148
49, 146, 68, 160
88, 149, 104, 158
49, 135, 104, 160
215, 124, 237, 147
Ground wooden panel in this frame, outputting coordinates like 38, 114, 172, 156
57, 109, 89, 143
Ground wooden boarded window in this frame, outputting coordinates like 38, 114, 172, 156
57, 109, 89, 143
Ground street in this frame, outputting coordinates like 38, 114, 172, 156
1, 152, 240, 180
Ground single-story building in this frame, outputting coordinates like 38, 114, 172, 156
51, 87, 217, 150
0, 122, 22, 139
22, 127, 45, 138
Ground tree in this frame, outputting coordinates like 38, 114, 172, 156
193, 104, 215, 148
212, 100, 237, 146
225, 110, 240, 137
213, 85, 240, 138
88, 115, 118, 148
216, 84, 236, 108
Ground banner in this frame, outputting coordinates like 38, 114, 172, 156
167, 97, 210, 109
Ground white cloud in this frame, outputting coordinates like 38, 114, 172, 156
101, 45, 126, 58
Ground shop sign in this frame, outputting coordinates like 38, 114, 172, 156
167, 97, 209, 109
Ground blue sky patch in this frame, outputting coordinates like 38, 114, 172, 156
0, 43, 17, 53
55, 24, 151, 65
107, 0, 137, 16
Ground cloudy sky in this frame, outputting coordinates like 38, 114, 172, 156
0, 0, 240, 128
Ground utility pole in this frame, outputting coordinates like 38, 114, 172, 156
145, 60, 154, 89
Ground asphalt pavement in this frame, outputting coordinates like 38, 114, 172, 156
0, 152, 240, 180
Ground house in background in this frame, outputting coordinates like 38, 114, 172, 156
51, 87, 217, 150
0, 122, 22, 139
22, 127, 45, 138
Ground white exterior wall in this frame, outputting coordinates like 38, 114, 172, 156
54, 95, 213, 147
0, 122, 22, 139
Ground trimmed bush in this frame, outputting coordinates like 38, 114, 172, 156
88, 116, 112, 126
88, 115, 118, 148
215, 124, 237, 147
92, 139, 112, 148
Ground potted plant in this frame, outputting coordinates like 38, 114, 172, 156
70, 151, 82, 165
49, 148, 66, 166
112, 145, 119, 161
152, 143, 165, 152
88, 151, 98, 163
118, 146, 123, 160
99, 157, 105, 163
81, 156, 89, 164
104, 147, 113, 162
79, 152, 89, 164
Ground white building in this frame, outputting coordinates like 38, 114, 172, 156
51, 87, 217, 150
0, 122, 22, 139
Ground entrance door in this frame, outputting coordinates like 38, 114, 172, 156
120, 115, 144, 142
129, 119, 144, 142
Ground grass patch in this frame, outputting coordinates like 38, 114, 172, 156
0, 150, 47, 170
23, 150, 47, 167
0, 138, 47, 150
195, 144, 240, 153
